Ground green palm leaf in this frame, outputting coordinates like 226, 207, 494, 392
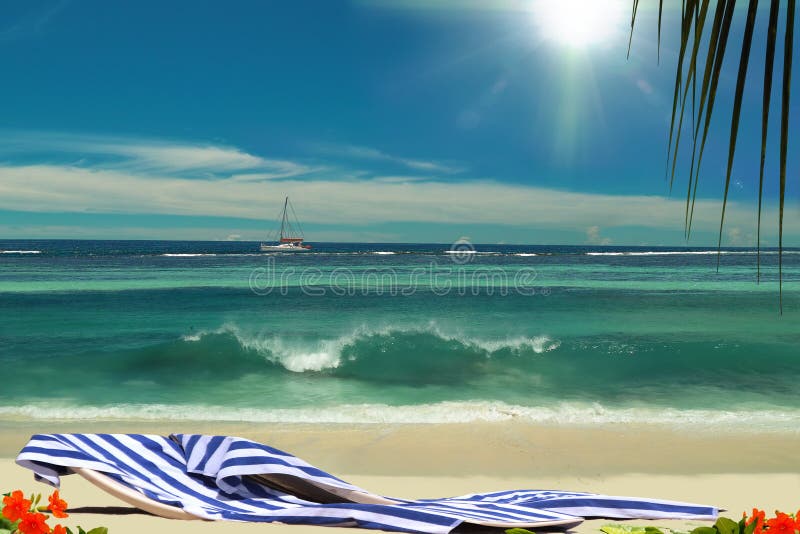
757, 0, 780, 282
631, 1, 795, 307
779, 0, 795, 312
687, 0, 735, 238
717, 0, 758, 271
665, 0, 698, 184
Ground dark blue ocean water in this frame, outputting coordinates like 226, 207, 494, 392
1, 239, 799, 429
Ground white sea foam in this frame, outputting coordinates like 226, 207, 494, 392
473, 336, 560, 354
184, 322, 561, 373
585, 250, 800, 256
443, 250, 501, 255
1, 250, 42, 254
371, 251, 396, 255
1, 401, 798, 432
161, 253, 218, 257
513, 253, 538, 257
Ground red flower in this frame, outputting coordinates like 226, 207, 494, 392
746, 508, 766, 534
16, 512, 51, 534
765, 512, 795, 534
52, 525, 67, 534
47, 490, 69, 518
2, 489, 32, 522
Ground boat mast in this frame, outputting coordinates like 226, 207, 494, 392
279, 196, 289, 241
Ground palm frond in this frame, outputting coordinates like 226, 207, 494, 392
631, 0, 795, 307
717, 0, 758, 272
779, 0, 795, 312
668, 0, 709, 192
657, 0, 664, 63
665, 0, 698, 185
758, 0, 780, 283
628, 0, 641, 58
684, 0, 729, 239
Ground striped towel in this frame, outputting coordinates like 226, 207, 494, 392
17, 434, 718, 533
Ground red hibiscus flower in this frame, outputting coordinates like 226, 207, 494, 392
765, 512, 796, 534
46, 490, 69, 518
2, 490, 32, 522
745, 508, 766, 534
16, 511, 51, 534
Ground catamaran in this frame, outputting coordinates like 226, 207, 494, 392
260, 196, 312, 252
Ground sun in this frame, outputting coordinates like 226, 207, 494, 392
532, 0, 626, 49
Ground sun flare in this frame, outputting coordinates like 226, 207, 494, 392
533, 0, 626, 48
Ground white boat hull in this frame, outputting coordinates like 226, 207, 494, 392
260, 243, 311, 252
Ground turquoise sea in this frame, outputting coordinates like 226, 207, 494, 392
1, 239, 799, 430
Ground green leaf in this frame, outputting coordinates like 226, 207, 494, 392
627, 0, 641, 59
657, 0, 664, 63
669, 0, 709, 192
665, 0, 697, 185
757, 0, 780, 283
689, 527, 718, 534
685, 0, 729, 236
744, 519, 757, 534
505, 529, 536, 534
86, 528, 109, 534
715, 517, 740, 534
737, 517, 747, 534
716, 0, 758, 271
778, 0, 795, 313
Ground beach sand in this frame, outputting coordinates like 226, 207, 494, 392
1, 421, 798, 533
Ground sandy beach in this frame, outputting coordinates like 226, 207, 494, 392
2, 421, 798, 533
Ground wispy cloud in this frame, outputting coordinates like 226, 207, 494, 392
315, 143, 463, 175
0, 131, 318, 179
0, 0, 69, 41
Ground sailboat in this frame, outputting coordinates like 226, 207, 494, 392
260, 196, 312, 252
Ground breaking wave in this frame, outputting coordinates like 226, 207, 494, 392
183, 323, 560, 378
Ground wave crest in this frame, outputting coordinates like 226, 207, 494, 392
186, 323, 559, 379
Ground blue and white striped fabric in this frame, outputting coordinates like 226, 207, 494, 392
17, 434, 718, 533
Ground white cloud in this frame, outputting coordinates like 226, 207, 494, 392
318, 143, 463, 174
586, 225, 612, 245
0, 162, 798, 245
0, 131, 316, 178
1, 131, 798, 245
104, 142, 265, 172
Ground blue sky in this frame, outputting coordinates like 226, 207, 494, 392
1, 0, 799, 245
